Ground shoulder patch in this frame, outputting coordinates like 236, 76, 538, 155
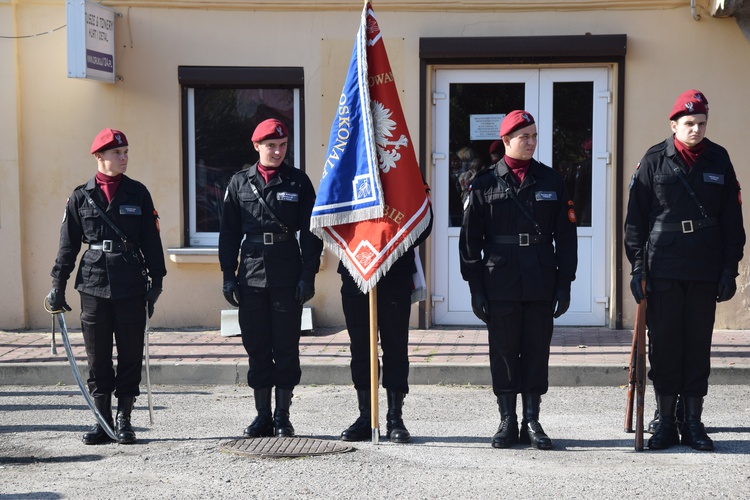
568, 208, 577, 224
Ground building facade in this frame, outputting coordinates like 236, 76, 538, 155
2, 0, 750, 330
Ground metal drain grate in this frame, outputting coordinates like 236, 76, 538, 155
220, 437, 354, 458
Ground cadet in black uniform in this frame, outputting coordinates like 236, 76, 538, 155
47, 128, 166, 445
625, 90, 745, 451
460, 111, 578, 450
219, 119, 323, 438
338, 209, 432, 444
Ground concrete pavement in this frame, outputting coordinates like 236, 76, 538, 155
1, 326, 748, 386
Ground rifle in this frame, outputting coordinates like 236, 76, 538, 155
624, 279, 647, 451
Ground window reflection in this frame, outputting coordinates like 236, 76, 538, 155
448, 83, 524, 227
552, 81, 592, 227
193, 88, 295, 233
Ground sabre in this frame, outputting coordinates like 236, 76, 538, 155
50, 312, 58, 355
144, 305, 154, 424
45, 305, 117, 441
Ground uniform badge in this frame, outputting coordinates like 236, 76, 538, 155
120, 205, 142, 215
567, 200, 577, 223
703, 173, 724, 185
277, 192, 299, 202
535, 191, 558, 201
62, 198, 69, 223
738, 181, 743, 206
568, 209, 577, 224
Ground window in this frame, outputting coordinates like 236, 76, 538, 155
179, 66, 304, 246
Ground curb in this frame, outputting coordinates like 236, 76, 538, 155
1, 362, 748, 387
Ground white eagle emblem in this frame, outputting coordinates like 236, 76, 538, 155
372, 100, 408, 173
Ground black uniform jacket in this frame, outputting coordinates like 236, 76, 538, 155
460, 159, 578, 302
624, 136, 745, 281
51, 175, 166, 300
219, 162, 323, 288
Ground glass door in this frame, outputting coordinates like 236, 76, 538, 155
432, 67, 611, 326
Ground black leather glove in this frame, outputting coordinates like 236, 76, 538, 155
470, 291, 490, 324
629, 268, 647, 304
295, 281, 315, 305
553, 282, 571, 319
144, 286, 162, 318
717, 269, 737, 303
223, 278, 240, 307
46, 288, 71, 312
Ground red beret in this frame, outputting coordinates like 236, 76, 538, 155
252, 119, 288, 142
669, 89, 709, 120
499, 110, 535, 137
91, 128, 128, 154
489, 140, 503, 156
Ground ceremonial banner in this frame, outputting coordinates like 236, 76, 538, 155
311, 2, 432, 294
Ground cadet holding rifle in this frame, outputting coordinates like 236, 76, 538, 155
625, 90, 745, 451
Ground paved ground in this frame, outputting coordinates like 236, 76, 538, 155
1, 384, 749, 499
1, 326, 749, 498
1, 326, 749, 386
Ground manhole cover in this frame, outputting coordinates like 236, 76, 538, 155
220, 437, 354, 458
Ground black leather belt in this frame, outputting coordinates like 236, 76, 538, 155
489, 234, 551, 246
651, 217, 717, 234
245, 232, 293, 245
88, 240, 138, 253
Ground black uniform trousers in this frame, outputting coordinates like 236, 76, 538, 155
646, 278, 716, 398
238, 284, 302, 390
341, 269, 412, 394
79, 292, 146, 398
488, 300, 554, 397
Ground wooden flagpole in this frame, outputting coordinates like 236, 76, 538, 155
369, 284, 379, 444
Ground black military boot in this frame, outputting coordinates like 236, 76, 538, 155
243, 387, 274, 438
341, 390, 371, 442
519, 393, 552, 450
114, 396, 136, 444
385, 390, 410, 443
273, 388, 295, 437
82, 393, 114, 445
647, 394, 680, 450
648, 394, 683, 433
681, 397, 714, 451
647, 408, 660, 434
491, 393, 518, 449
675, 394, 685, 433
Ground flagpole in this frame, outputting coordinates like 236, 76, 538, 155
369, 284, 380, 444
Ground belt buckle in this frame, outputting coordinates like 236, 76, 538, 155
263, 233, 274, 245
519, 233, 530, 246
681, 220, 694, 233
102, 240, 114, 252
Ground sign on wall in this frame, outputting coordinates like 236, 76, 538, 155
469, 113, 506, 140
66, 0, 116, 83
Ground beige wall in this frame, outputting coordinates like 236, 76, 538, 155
4, 0, 750, 330
0, 1, 24, 327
